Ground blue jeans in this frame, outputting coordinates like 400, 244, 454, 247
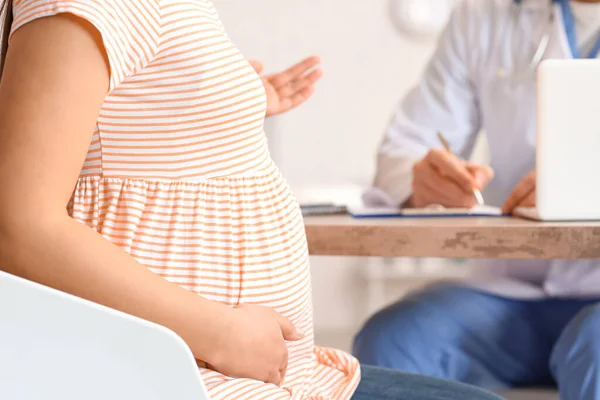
352, 365, 503, 400
353, 284, 600, 400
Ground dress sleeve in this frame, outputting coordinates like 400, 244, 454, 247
11, 0, 162, 91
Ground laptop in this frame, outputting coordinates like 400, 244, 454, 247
514, 59, 600, 221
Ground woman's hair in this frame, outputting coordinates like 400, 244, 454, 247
1, 0, 13, 79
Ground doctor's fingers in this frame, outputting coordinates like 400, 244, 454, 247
503, 187, 535, 213
517, 190, 536, 208
414, 166, 477, 208
424, 149, 475, 193
414, 180, 476, 208
465, 163, 495, 189
415, 163, 469, 199
502, 180, 535, 213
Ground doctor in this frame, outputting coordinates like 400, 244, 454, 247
353, 0, 600, 399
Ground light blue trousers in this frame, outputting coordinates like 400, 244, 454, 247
353, 284, 600, 400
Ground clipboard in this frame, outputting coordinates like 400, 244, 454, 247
348, 204, 505, 219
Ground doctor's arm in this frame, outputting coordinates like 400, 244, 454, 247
372, 3, 492, 208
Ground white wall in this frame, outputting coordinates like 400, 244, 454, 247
215, 0, 437, 186
214, 0, 452, 347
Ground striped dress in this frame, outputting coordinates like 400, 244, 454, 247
11, 0, 360, 399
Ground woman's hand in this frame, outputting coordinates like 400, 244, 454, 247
206, 304, 303, 386
249, 56, 323, 117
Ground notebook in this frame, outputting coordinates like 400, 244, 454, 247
348, 204, 504, 219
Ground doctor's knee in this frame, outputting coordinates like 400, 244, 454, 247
551, 303, 600, 384
352, 295, 445, 372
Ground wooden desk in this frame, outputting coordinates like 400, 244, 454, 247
304, 216, 600, 259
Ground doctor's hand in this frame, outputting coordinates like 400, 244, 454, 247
502, 170, 536, 214
409, 149, 494, 208
248, 56, 323, 117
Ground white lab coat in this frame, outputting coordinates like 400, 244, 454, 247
371, 0, 600, 298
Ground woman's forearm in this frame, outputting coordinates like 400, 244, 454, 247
0, 214, 231, 362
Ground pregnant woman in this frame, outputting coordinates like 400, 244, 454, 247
0, 1, 502, 399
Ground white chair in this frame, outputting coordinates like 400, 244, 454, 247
0, 270, 210, 400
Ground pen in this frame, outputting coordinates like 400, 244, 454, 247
436, 131, 485, 206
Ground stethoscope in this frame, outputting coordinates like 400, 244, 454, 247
497, 0, 554, 78
499, 0, 600, 79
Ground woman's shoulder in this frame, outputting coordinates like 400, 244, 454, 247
12, 0, 163, 90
